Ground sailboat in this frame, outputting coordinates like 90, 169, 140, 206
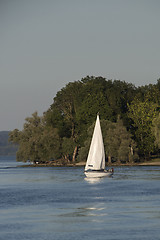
84, 114, 114, 178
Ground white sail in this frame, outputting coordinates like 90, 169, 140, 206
85, 114, 105, 171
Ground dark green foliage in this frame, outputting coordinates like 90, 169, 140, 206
9, 75, 160, 163
153, 113, 160, 149
78, 117, 138, 164
104, 118, 138, 163
128, 94, 158, 159
46, 76, 137, 146
9, 112, 61, 163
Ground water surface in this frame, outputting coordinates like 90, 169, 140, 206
0, 156, 160, 240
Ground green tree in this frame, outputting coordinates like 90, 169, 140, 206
46, 81, 84, 161
61, 137, 78, 163
104, 117, 138, 164
9, 112, 61, 163
152, 113, 160, 149
128, 96, 158, 159
52, 81, 83, 141
78, 117, 137, 164
11, 76, 160, 164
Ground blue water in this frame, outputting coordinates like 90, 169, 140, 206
0, 156, 160, 240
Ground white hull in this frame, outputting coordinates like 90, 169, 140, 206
84, 170, 113, 178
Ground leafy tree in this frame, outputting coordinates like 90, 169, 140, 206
75, 76, 113, 145
61, 137, 78, 163
10, 75, 160, 164
128, 96, 158, 159
44, 106, 71, 138
45, 81, 84, 161
51, 81, 83, 141
104, 117, 138, 164
44, 76, 139, 163
77, 120, 95, 163
152, 113, 160, 149
78, 116, 138, 164
9, 112, 61, 163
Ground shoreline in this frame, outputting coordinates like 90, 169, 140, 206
20, 160, 160, 167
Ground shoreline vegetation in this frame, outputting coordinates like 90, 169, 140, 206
9, 76, 160, 166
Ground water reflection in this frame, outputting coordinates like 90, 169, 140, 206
58, 204, 107, 219
84, 177, 102, 184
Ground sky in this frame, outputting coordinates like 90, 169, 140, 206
1, 0, 160, 131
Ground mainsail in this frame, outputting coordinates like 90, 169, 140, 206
85, 114, 105, 171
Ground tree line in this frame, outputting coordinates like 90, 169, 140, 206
9, 76, 160, 164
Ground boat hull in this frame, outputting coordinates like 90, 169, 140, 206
84, 169, 113, 178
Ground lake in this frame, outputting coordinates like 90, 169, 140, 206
0, 156, 160, 240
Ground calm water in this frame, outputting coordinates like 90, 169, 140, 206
0, 156, 160, 240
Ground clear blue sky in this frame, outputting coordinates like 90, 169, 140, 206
1, 0, 160, 131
